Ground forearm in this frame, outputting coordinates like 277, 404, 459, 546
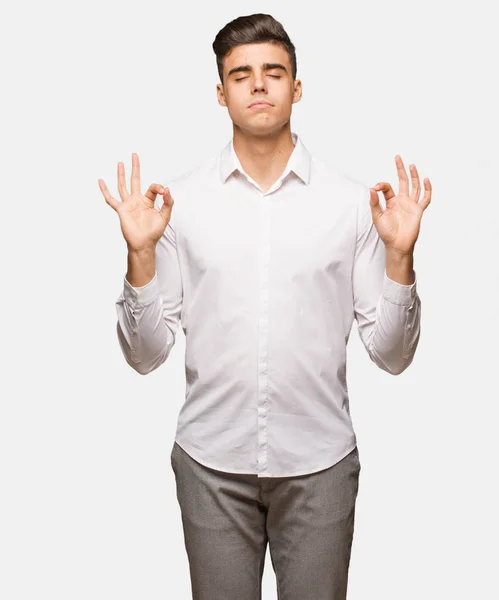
117, 244, 175, 375
366, 283, 421, 375
358, 243, 421, 375
116, 286, 174, 375
126, 245, 156, 287
385, 248, 415, 285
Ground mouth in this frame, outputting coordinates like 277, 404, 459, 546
249, 102, 273, 109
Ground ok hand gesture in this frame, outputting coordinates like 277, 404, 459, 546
98, 153, 174, 252
370, 156, 432, 255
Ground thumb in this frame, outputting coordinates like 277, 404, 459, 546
159, 187, 174, 221
369, 188, 383, 223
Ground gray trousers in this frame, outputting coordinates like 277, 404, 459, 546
170, 441, 361, 600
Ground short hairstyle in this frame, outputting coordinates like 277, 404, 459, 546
212, 13, 297, 84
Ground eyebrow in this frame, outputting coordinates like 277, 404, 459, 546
227, 62, 287, 77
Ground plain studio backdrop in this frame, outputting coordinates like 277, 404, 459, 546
1, 1, 498, 598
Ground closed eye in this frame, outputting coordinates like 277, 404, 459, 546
235, 75, 281, 81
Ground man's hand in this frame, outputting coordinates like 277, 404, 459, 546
98, 152, 174, 252
369, 155, 432, 256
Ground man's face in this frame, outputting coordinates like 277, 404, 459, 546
216, 42, 302, 136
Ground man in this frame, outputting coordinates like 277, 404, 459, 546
98, 12, 431, 600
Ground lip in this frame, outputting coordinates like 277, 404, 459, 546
249, 101, 273, 108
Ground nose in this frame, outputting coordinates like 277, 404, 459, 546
252, 73, 267, 93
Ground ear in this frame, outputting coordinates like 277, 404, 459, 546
292, 79, 302, 105
216, 83, 227, 107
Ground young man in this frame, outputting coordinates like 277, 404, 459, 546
99, 12, 431, 600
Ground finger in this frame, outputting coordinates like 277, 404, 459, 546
369, 188, 383, 223
144, 183, 165, 203
409, 164, 421, 201
117, 161, 129, 200
418, 178, 432, 210
98, 179, 120, 211
159, 188, 174, 221
395, 155, 409, 196
374, 182, 395, 203
130, 152, 140, 194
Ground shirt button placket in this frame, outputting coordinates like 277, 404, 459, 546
257, 189, 271, 476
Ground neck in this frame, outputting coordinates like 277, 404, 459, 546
232, 124, 296, 192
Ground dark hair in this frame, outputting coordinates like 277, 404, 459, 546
212, 13, 297, 84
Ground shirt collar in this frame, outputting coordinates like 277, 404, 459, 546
219, 131, 311, 186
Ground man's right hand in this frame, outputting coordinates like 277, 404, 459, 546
98, 152, 174, 252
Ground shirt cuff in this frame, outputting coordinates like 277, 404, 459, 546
123, 271, 159, 307
382, 269, 417, 306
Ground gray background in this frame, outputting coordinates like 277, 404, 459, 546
1, 0, 498, 598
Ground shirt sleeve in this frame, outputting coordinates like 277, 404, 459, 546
352, 185, 421, 375
115, 198, 183, 375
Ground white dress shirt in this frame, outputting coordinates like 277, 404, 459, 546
115, 132, 421, 478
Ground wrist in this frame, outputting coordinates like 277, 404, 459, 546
126, 246, 156, 287
127, 243, 156, 256
385, 248, 415, 285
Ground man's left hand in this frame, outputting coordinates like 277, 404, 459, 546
370, 155, 432, 255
